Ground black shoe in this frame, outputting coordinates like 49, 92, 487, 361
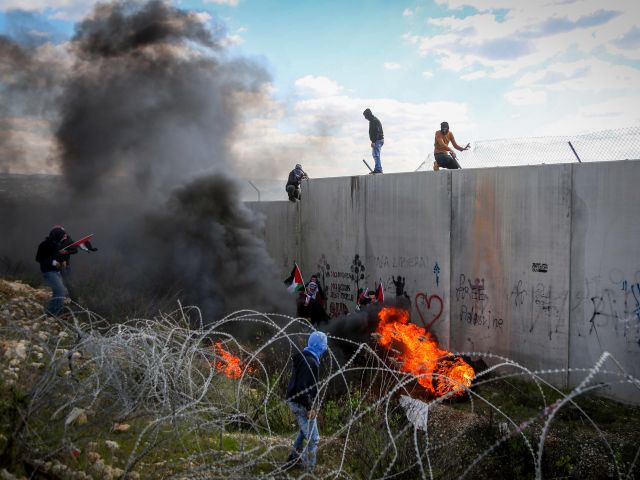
370, 170, 383, 175
285, 452, 302, 468
288, 195, 296, 202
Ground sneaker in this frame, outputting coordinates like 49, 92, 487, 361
284, 452, 302, 468
369, 170, 383, 175
433, 161, 440, 171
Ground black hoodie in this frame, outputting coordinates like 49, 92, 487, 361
364, 110, 384, 142
35, 229, 65, 273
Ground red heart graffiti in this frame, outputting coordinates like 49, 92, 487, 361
415, 293, 443, 331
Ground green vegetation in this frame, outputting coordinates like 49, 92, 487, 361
0, 279, 638, 479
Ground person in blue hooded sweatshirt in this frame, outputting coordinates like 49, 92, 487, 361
285, 331, 328, 471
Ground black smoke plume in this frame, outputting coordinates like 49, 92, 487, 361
0, 1, 293, 322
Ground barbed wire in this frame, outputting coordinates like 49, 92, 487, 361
2, 299, 639, 479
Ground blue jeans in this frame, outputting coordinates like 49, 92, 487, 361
43, 271, 65, 315
60, 266, 78, 303
288, 401, 319, 468
372, 139, 384, 172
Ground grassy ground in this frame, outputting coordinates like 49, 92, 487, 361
0, 278, 638, 479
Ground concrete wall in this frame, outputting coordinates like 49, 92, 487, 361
451, 165, 572, 385
247, 201, 299, 279
248, 160, 640, 404
569, 161, 640, 403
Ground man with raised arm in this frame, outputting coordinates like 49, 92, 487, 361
433, 121, 470, 170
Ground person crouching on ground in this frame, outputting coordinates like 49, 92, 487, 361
285, 331, 328, 471
35, 226, 68, 316
286, 164, 308, 202
433, 121, 469, 170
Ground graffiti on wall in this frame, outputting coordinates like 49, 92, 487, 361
510, 279, 566, 340
415, 292, 443, 330
456, 274, 504, 332
574, 268, 640, 350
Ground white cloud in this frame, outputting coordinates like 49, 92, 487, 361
422, 71, 434, 79
504, 88, 547, 105
541, 95, 640, 135
384, 62, 401, 70
405, 1, 640, 77
403, 8, 414, 17
460, 70, 487, 80
233, 77, 473, 179
0, 0, 101, 20
294, 75, 343, 97
203, 0, 240, 6
515, 59, 640, 93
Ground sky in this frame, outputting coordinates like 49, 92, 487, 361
1, 0, 639, 185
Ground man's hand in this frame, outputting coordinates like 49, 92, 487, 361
307, 409, 317, 419
463, 143, 471, 151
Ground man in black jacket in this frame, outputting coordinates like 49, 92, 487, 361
35, 226, 68, 315
285, 331, 328, 471
363, 108, 384, 174
285, 164, 308, 202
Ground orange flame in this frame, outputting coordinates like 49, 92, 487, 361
212, 342, 246, 379
376, 307, 474, 397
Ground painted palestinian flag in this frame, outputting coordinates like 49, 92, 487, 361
375, 280, 384, 303
284, 263, 305, 294
60, 234, 94, 252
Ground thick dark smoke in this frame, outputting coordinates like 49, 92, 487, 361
0, 1, 293, 322
57, 0, 267, 194
141, 174, 291, 318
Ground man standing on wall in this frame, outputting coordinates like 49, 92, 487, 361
433, 121, 470, 170
363, 108, 384, 174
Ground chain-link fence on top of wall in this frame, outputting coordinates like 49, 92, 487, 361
243, 127, 640, 200
449, 126, 640, 170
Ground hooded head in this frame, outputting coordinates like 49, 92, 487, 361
295, 163, 303, 171
48, 226, 67, 243
307, 281, 318, 294
440, 121, 449, 134
363, 108, 373, 120
303, 331, 328, 363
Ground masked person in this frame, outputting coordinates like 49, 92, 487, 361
363, 108, 384, 174
286, 164, 308, 202
285, 331, 328, 472
298, 281, 328, 326
433, 121, 470, 170
35, 226, 68, 316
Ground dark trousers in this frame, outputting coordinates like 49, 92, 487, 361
286, 185, 301, 200
435, 152, 461, 169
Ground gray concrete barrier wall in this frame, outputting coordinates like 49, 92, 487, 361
569, 161, 640, 404
248, 160, 640, 404
451, 165, 572, 386
247, 201, 299, 280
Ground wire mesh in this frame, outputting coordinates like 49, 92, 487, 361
458, 126, 640, 169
